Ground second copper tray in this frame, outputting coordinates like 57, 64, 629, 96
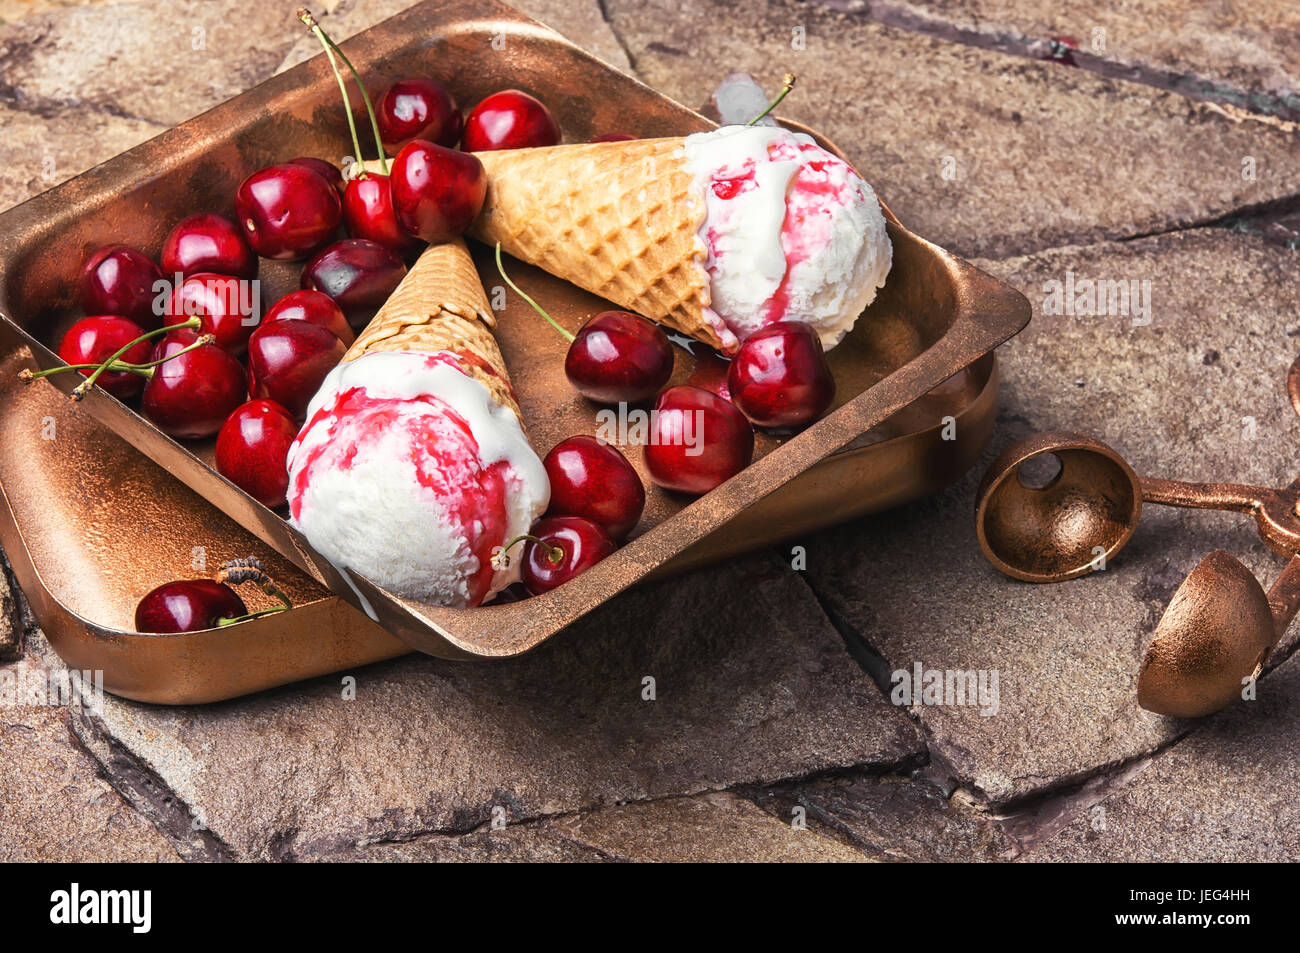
0, 0, 1029, 671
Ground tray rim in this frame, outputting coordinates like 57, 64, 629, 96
0, 0, 1032, 662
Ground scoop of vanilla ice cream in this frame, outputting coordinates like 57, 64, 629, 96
682, 124, 891, 352
286, 351, 548, 608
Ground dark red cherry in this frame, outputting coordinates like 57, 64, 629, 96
161, 213, 257, 279
287, 156, 345, 192
264, 289, 354, 346
565, 311, 674, 403
518, 516, 615, 595
164, 272, 260, 354
684, 348, 733, 401
135, 579, 247, 633
215, 398, 298, 508
57, 315, 151, 399
342, 174, 418, 254
234, 163, 342, 260
727, 322, 835, 429
246, 318, 346, 419
643, 385, 753, 495
300, 239, 407, 327
462, 89, 561, 151
389, 140, 486, 243
543, 436, 645, 540
377, 77, 462, 151
141, 329, 248, 439
80, 244, 164, 328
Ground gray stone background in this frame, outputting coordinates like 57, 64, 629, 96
1, 0, 1298, 862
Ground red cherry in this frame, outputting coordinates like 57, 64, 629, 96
164, 272, 260, 355
377, 77, 462, 151
517, 516, 615, 595
141, 329, 248, 439
234, 163, 342, 260
215, 399, 298, 508
462, 90, 561, 151
300, 239, 407, 327
389, 140, 486, 242
57, 315, 151, 399
161, 213, 257, 279
135, 579, 247, 633
287, 156, 345, 192
684, 348, 733, 401
589, 133, 636, 143
643, 385, 753, 494
342, 174, 418, 253
727, 322, 835, 429
264, 289, 354, 346
565, 310, 674, 404
80, 244, 164, 328
544, 436, 645, 540
246, 318, 346, 419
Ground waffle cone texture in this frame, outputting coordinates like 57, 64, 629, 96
468, 138, 724, 351
344, 239, 522, 424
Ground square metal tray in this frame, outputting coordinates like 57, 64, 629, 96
0, 0, 1029, 675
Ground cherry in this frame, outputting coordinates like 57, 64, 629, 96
727, 322, 835, 429
288, 156, 345, 192
300, 239, 407, 327
215, 399, 298, 508
378, 77, 462, 151
141, 328, 248, 439
80, 245, 164, 328
264, 289, 354, 346
643, 385, 753, 495
462, 90, 561, 151
164, 271, 260, 354
57, 315, 151, 399
161, 213, 257, 279
234, 163, 342, 260
566, 310, 674, 404
544, 436, 645, 539
247, 318, 346, 419
512, 516, 615, 595
684, 348, 733, 401
390, 140, 486, 242
342, 174, 418, 254
135, 579, 247, 633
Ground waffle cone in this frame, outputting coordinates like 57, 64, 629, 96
345, 239, 522, 423
467, 138, 726, 352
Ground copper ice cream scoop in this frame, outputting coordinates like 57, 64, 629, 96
975, 356, 1300, 718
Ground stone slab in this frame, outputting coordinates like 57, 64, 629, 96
604, 0, 1300, 259
796, 229, 1300, 807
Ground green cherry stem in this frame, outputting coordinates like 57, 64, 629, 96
299, 8, 368, 177
494, 242, 575, 344
493, 533, 564, 570
746, 73, 796, 126
18, 318, 205, 397
298, 8, 389, 176
72, 331, 216, 400
215, 556, 295, 626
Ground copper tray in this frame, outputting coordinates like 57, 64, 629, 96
0, 0, 1030, 680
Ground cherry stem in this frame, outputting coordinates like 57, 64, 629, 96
298, 8, 389, 176
299, 9, 369, 177
746, 73, 796, 126
494, 243, 575, 344
217, 556, 294, 610
19, 318, 204, 397
496, 533, 565, 568
217, 605, 291, 627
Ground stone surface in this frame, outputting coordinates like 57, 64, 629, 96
1026, 652, 1300, 861
0, 552, 19, 661
58, 557, 922, 860
275, 0, 632, 76
0, 658, 179, 862
867, 0, 1300, 115
752, 772, 1014, 861
604, 0, 1300, 259
797, 229, 1300, 807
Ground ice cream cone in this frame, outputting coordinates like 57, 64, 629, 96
345, 238, 522, 424
467, 138, 725, 352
